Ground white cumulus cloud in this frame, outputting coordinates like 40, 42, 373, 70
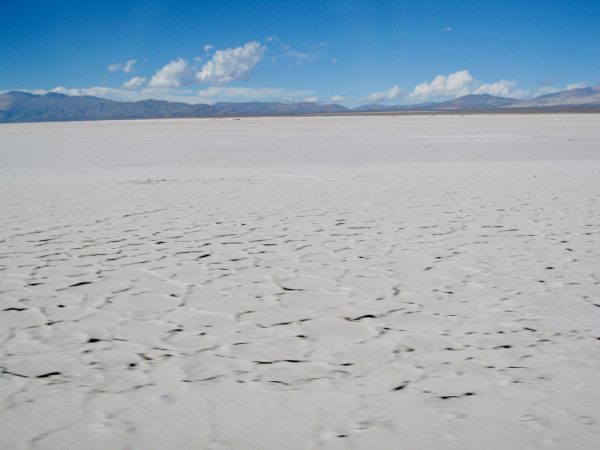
122, 76, 147, 90
148, 58, 194, 88
196, 41, 266, 85
108, 59, 137, 73
365, 70, 549, 104
474, 80, 527, 98
366, 85, 403, 103
410, 70, 476, 101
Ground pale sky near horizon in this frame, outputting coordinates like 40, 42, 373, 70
1, 0, 599, 105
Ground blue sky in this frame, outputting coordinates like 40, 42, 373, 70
1, 0, 599, 105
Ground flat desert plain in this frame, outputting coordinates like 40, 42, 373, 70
1, 114, 599, 450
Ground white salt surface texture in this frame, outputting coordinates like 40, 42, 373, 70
1, 114, 599, 449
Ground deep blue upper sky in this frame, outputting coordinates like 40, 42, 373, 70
1, 0, 599, 104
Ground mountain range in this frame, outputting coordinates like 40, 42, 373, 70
1, 87, 599, 123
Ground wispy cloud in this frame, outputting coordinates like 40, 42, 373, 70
566, 82, 589, 90
279, 42, 326, 66
288, 50, 313, 64
312, 42, 330, 49
40, 86, 199, 102
26, 84, 316, 104
122, 76, 147, 90
196, 86, 315, 103
528, 85, 561, 97
25, 86, 244, 104
365, 85, 403, 103
107, 59, 137, 73
330, 94, 349, 102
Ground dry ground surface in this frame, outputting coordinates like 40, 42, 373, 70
1, 115, 599, 449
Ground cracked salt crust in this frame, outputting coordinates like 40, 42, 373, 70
0, 115, 599, 449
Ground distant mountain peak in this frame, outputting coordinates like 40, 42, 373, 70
43, 92, 69, 98
2, 86, 600, 123
0, 91, 349, 123
435, 94, 518, 109
6, 90, 37, 98
517, 85, 600, 107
